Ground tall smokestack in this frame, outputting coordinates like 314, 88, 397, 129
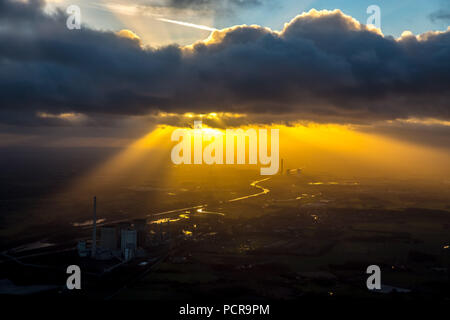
91, 196, 97, 258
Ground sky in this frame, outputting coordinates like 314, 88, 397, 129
42, 0, 450, 45
0, 0, 449, 178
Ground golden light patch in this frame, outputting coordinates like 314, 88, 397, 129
36, 112, 86, 122
116, 29, 141, 43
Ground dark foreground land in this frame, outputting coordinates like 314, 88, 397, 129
1, 167, 449, 301
114, 207, 450, 300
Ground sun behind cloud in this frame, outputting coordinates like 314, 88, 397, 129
116, 29, 142, 44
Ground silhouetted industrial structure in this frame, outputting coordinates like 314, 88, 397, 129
75, 197, 174, 263
91, 196, 97, 258
121, 229, 137, 261
101, 227, 117, 250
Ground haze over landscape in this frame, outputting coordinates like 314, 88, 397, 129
0, 0, 449, 302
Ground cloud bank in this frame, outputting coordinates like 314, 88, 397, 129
0, 0, 449, 126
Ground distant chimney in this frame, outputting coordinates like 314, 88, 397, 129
91, 196, 97, 258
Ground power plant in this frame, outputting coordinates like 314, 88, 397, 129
121, 229, 137, 261
101, 227, 117, 250
91, 196, 97, 258
286, 168, 302, 175
77, 196, 168, 262
279, 159, 302, 175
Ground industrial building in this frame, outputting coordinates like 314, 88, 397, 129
77, 240, 89, 257
286, 168, 302, 175
101, 227, 117, 250
133, 219, 148, 247
121, 229, 137, 261
77, 197, 146, 262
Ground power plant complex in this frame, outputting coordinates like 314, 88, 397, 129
77, 197, 167, 262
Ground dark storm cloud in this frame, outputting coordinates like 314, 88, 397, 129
166, 0, 261, 9
229, 0, 262, 7
134, 0, 262, 14
0, 0, 449, 126
429, 1, 450, 23
429, 9, 450, 23
166, 0, 213, 9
